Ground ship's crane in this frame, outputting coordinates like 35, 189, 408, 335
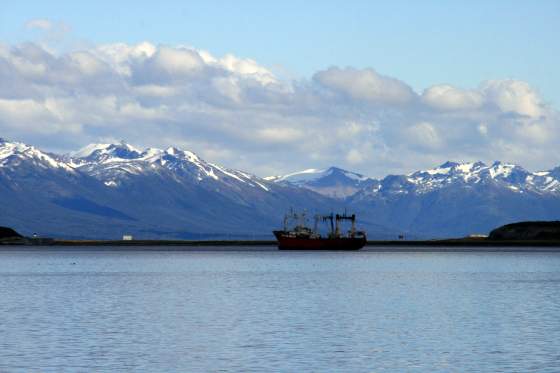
335, 213, 357, 237
282, 210, 362, 239
320, 213, 357, 238
321, 213, 335, 238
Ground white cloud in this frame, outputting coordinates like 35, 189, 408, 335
514, 121, 551, 144
211, 76, 243, 103
94, 42, 157, 76
422, 84, 483, 111
24, 19, 71, 45
0, 98, 82, 134
67, 51, 107, 76
345, 149, 364, 164
481, 79, 543, 118
131, 46, 206, 84
132, 84, 179, 98
25, 19, 54, 31
0, 41, 558, 177
406, 122, 443, 150
218, 54, 277, 84
256, 127, 304, 143
313, 67, 416, 105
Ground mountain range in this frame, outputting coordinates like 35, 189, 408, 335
1, 138, 559, 239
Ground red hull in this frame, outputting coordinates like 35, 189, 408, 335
273, 231, 366, 250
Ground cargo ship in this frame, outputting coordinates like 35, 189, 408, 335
273, 210, 367, 250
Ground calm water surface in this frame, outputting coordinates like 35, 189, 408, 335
0, 247, 559, 372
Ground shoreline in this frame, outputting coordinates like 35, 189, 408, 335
35, 238, 560, 247
1, 238, 560, 252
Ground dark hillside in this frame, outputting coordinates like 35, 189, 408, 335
0, 226, 22, 239
489, 221, 560, 240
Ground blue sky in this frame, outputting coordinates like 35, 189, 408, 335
2, 1, 558, 106
0, 1, 559, 176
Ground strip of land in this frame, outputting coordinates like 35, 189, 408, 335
44, 238, 560, 247
1, 237, 560, 251
2, 221, 560, 251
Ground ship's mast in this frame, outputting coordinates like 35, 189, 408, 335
313, 214, 320, 234
333, 213, 357, 238
335, 214, 341, 237
299, 211, 306, 228
322, 213, 335, 238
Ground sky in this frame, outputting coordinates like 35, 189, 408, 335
0, 1, 559, 177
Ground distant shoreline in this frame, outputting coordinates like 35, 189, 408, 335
1, 238, 560, 252
40, 238, 560, 247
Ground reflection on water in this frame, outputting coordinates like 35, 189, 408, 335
0, 248, 559, 372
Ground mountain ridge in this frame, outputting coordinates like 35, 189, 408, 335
1, 138, 559, 239
272, 160, 560, 198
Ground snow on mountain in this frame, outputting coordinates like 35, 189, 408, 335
270, 167, 369, 184
2, 138, 560, 239
0, 138, 272, 192
71, 141, 142, 161
69, 141, 270, 191
0, 138, 74, 172
1, 139, 327, 239
268, 166, 375, 198
3, 137, 559, 197
270, 161, 560, 198
359, 161, 560, 196
344, 161, 560, 238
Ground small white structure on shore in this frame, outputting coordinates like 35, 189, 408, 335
122, 235, 133, 241
469, 234, 488, 238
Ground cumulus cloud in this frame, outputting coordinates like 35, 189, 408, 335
313, 67, 415, 105
406, 122, 443, 150
256, 127, 304, 143
422, 85, 483, 111
0, 41, 558, 176
481, 79, 544, 118
131, 46, 206, 84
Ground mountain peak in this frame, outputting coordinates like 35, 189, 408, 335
437, 160, 488, 170
272, 166, 369, 184
165, 146, 179, 155
73, 142, 142, 160
438, 161, 460, 169
397, 160, 551, 195
415, 161, 489, 177
269, 166, 373, 198
0, 139, 74, 171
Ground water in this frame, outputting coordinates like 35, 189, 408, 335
0, 247, 559, 372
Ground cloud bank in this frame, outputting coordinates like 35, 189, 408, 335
0, 40, 558, 176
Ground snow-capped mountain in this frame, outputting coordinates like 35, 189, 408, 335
0, 138, 136, 238
266, 166, 376, 198
68, 141, 270, 191
347, 161, 560, 238
354, 161, 560, 197
0, 138, 344, 239
0, 138, 74, 172
408, 161, 560, 194
1, 138, 559, 239
271, 162, 560, 199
